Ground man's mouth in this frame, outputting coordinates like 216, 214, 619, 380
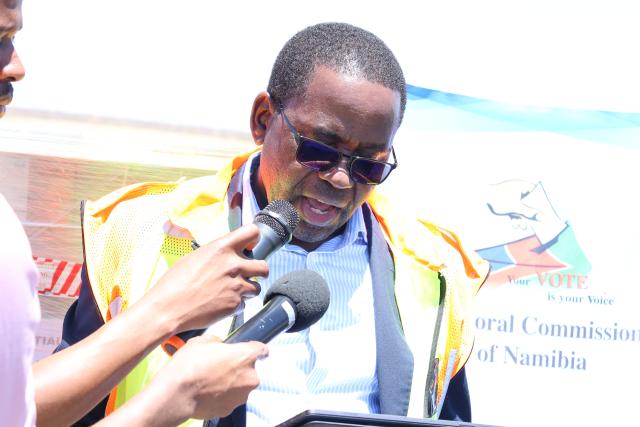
298, 196, 342, 226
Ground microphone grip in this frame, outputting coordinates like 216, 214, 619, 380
242, 222, 284, 260
224, 296, 296, 344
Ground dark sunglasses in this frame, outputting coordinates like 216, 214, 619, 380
279, 105, 398, 185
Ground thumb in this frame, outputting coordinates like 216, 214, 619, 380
192, 334, 223, 345
216, 223, 262, 254
236, 341, 269, 361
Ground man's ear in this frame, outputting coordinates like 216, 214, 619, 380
250, 92, 275, 146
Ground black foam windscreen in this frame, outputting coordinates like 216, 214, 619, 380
265, 269, 330, 332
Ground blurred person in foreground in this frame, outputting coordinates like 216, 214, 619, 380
0, 1, 269, 426
61, 21, 490, 427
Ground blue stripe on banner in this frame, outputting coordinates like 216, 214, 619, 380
405, 84, 640, 148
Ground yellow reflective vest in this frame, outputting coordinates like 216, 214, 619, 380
81, 148, 489, 424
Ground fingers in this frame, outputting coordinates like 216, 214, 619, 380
217, 224, 262, 255
233, 258, 269, 293
237, 279, 259, 300
193, 334, 222, 344
241, 340, 269, 361
224, 340, 269, 366
200, 224, 270, 280
186, 337, 268, 364
165, 337, 267, 420
241, 260, 269, 281
236, 274, 265, 300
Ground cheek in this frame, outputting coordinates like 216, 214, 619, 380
335, 184, 374, 225
261, 144, 307, 198
354, 185, 375, 207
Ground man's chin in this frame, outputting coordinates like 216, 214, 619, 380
293, 221, 340, 245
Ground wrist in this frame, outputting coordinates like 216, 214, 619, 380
120, 292, 180, 346
146, 361, 196, 425
111, 371, 193, 427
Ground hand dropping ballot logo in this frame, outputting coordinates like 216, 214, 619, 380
476, 180, 591, 290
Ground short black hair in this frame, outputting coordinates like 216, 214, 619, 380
267, 22, 407, 124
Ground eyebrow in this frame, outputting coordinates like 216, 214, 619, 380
309, 126, 342, 145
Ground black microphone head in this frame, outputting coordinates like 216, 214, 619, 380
265, 269, 330, 333
255, 200, 300, 243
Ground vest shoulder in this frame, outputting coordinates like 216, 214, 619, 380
84, 179, 180, 218
367, 191, 489, 286
84, 175, 220, 222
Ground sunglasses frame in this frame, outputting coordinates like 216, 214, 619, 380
278, 104, 398, 185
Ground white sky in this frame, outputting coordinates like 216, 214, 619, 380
11, 0, 640, 133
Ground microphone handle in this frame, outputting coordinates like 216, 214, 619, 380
242, 222, 285, 260
161, 295, 294, 354
224, 295, 296, 344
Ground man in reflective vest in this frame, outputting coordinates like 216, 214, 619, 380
62, 22, 489, 427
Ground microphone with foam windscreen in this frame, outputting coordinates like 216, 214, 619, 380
161, 200, 300, 355
224, 269, 330, 344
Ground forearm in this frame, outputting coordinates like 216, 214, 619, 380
94, 336, 267, 427
33, 294, 179, 427
93, 371, 192, 427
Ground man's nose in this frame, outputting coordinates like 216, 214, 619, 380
318, 158, 353, 190
0, 42, 26, 82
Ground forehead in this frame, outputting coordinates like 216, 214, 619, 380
0, 0, 22, 31
289, 66, 401, 147
300, 65, 401, 120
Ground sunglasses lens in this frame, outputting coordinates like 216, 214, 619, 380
351, 159, 392, 184
297, 138, 341, 171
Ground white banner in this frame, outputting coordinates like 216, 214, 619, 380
384, 86, 640, 427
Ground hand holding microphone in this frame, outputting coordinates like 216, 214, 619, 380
153, 269, 328, 424
161, 200, 300, 354
146, 223, 269, 341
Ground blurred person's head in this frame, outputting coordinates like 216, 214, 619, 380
0, 0, 24, 118
250, 22, 405, 251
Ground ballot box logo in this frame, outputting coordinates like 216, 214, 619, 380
476, 180, 591, 290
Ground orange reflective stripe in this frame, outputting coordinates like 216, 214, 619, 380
433, 224, 483, 282
89, 181, 181, 223
105, 387, 118, 416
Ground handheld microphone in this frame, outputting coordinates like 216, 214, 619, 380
243, 199, 300, 260
161, 200, 300, 355
224, 269, 330, 344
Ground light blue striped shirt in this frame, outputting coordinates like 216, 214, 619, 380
240, 155, 380, 427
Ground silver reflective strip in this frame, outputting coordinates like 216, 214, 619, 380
282, 299, 296, 330
424, 272, 447, 418
434, 349, 458, 418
